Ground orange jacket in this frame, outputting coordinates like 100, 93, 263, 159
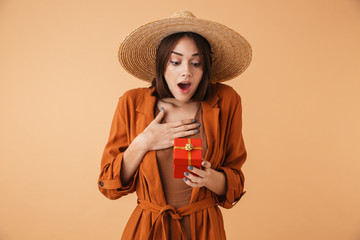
98, 83, 247, 239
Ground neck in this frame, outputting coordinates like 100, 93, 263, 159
160, 98, 199, 108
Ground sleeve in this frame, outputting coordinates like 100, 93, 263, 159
97, 95, 139, 200
215, 92, 247, 209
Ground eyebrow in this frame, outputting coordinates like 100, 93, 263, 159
171, 51, 199, 57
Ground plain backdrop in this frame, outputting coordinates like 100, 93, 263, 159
1, 0, 360, 239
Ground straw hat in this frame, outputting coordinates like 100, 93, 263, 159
118, 10, 252, 82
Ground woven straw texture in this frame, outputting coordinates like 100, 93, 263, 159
118, 11, 252, 82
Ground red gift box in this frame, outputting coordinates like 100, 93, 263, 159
173, 138, 202, 178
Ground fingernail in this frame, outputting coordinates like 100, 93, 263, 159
188, 166, 193, 170
194, 130, 199, 133
160, 107, 164, 111
196, 123, 201, 127
183, 177, 187, 181
184, 172, 189, 176
192, 119, 196, 123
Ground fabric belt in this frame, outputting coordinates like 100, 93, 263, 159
137, 197, 217, 240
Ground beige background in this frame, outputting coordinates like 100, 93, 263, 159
1, 0, 360, 239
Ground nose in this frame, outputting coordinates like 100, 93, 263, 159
181, 62, 192, 77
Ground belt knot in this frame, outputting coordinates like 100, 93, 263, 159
159, 205, 182, 219
137, 198, 216, 240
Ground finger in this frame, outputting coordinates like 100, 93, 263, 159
187, 166, 209, 178
183, 177, 204, 188
173, 122, 200, 133
173, 129, 199, 138
184, 171, 208, 182
168, 119, 196, 128
202, 160, 211, 169
153, 107, 165, 123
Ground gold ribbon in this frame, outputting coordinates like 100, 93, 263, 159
174, 139, 202, 165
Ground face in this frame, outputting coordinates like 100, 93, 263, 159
163, 36, 203, 103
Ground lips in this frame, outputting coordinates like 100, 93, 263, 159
178, 82, 191, 90
177, 81, 192, 94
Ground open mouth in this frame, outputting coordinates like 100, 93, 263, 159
177, 82, 192, 90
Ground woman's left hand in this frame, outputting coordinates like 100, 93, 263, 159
183, 160, 211, 188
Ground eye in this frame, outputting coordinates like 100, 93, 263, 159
170, 61, 180, 66
192, 62, 201, 67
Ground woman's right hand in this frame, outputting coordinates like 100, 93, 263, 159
138, 108, 200, 151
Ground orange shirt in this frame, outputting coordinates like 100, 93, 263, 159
98, 83, 247, 240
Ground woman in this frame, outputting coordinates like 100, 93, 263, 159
98, 11, 252, 240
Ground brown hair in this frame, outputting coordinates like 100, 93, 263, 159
151, 32, 212, 101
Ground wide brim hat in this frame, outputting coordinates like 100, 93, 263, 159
118, 11, 252, 82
